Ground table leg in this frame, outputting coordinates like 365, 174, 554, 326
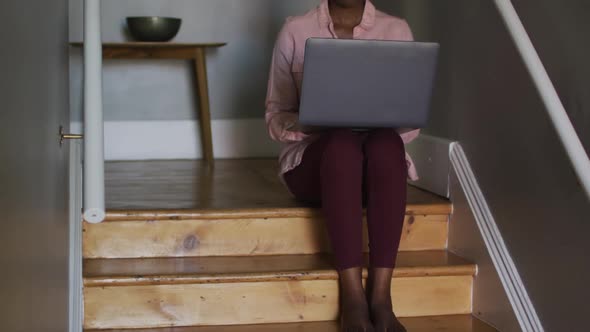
193, 48, 214, 164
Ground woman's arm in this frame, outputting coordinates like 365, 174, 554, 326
265, 22, 309, 143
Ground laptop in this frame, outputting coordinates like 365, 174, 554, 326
298, 38, 439, 128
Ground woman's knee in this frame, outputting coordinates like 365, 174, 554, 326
365, 129, 405, 159
322, 129, 363, 160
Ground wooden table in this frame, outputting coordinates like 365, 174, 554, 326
72, 42, 227, 164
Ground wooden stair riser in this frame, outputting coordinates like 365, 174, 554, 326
83, 275, 472, 329
83, 215, 448, 259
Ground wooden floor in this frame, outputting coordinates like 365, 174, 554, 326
85, 314, 498, 332
106, 159, 449, 211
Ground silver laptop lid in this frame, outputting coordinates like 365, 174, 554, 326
298, 38, 439, 128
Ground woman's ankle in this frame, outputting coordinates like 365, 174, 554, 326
365, 267, 394, 308
337, 266, 369, 307
367, 292, 392, 309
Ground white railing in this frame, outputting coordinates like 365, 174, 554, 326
83, 0, 106, 223
494, 0, 590, 199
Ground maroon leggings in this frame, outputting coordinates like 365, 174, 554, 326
284, 128, 408, 271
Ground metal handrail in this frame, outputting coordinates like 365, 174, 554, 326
83, 0, 105, 223
494, 0, 590, 199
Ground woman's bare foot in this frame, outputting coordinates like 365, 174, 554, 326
366, 267, 407, 332
338, 267, 374, 332
340, 298, 374, 332
369, 303, 406, 332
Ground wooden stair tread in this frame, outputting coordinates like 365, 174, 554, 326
104, 159, 450, 217
84, 251, 475, 287
84, 314, 497, 332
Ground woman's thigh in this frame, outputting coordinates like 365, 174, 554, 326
283, 129, 365, 203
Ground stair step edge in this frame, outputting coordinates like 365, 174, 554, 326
84, 264, 476, 287
83, 314, 498, 332
103, 203, 452, 222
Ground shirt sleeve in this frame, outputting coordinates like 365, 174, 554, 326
397, 19, 421, 146
401, 19, 414, 41
265, 21, 309, 143
397, 19, 421, 181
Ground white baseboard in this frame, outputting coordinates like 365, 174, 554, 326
450, 143, 544, 332
71, 119, 281, 161
406, 134, 454, 198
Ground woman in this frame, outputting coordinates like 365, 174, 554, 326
265, 1, 419, 331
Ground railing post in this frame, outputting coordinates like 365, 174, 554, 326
83, 0, 106, 223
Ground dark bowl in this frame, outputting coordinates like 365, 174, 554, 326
126, 17, 182, 42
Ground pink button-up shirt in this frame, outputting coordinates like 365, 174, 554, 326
265, 0, 420, 181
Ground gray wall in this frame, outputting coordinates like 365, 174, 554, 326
399, 1, 590, 331
68, 0, 403, 123
0, 0, 71, 331
512, 0, 590, 149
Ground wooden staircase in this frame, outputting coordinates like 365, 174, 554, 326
82, 159, 498, 331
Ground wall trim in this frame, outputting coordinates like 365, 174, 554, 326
71, 119, 281, 161
450, 142, 544, 332
406, 134, 454, 198
68, 140, 83, 332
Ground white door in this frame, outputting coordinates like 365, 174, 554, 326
0, 0, 71, 331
